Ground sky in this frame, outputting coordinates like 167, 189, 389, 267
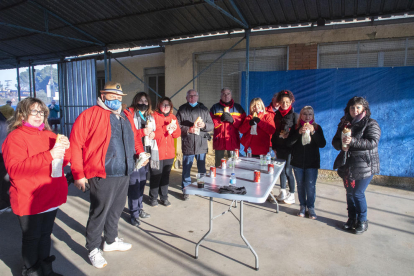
0, 64, 57, 89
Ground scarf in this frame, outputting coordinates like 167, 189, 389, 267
22, 121, 45, 131
300, 119, 314, 126
279, 105, 292, 117
351, 111, 366, 125
97, 97, 123, 119
133, 112, 159, 170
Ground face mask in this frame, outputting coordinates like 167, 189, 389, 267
105, 99, 122, 110
137, 103, 148, 112
189, 102, 198, 107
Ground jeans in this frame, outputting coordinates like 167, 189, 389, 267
276, 151, 295, 193
182, 153, 206, 191
17, 209, 58, 269
293, 167, 318, 209
344, 175, 373, 222
128, 167, 147, 219
149, 158, 173, 201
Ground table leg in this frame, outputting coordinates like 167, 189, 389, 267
195, 197, 213, 259
239, 201, 259, 270
269, 193, 279, 213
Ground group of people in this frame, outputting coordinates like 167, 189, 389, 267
0, 81, 381, 275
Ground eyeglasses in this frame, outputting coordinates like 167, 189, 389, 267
30, 110, 45, 116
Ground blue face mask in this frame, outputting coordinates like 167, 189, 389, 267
189, 102, 198, 107
105, 99, 122, 110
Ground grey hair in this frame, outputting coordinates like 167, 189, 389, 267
221, 87, 232, 93
186, 89, 198, 96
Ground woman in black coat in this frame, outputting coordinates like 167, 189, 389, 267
286, 106, 326, 219
332, 97, 381, 235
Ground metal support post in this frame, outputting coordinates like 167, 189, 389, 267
245, 29, 250, 112
29, 65, 32, 97
170, 36, 245, 99
104, 47, 108, 83
108, 52, 112, 81
16, 62, 21, 101
240, 201, 259, 270
32, 66, 36, 98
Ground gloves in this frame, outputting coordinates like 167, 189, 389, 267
221, 112, 234, 123
252, 117, 261, 124
249, 119, 256, 126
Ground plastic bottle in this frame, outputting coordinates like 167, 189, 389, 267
247, 147, 252, 158
265, 152, 271, 164
269, 147, 276, 161
228, 158, 234, 169
229, 173, 237, 185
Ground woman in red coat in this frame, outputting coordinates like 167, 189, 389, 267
150, 97, 181, 207
2, 98, 71, 276
240, 98, 276, 156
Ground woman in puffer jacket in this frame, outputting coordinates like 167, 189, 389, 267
332, 96, 381, 235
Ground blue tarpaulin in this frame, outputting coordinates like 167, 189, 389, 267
241, 67, 414, 177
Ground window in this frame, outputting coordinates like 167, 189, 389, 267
318, 38, 414, 69
195, 47, 287, 109
144, 67, 165, 109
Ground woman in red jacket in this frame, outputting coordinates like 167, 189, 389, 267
150, 97, 181, 207
2, 98, 70, 276
240, 98, 276, 156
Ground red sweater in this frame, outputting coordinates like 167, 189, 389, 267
70, 105, 144, 180
153, 111, 181, 160
239, 112, 276, 155
2, 126, 71, 216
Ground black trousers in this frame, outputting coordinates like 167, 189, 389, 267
149, 158, 173, 201
86, 176, 129, 251
17, 209, 58, 269
0, 153, 10, 210
214, 150, 230, 168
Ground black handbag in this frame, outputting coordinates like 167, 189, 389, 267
333, 150, 347, 170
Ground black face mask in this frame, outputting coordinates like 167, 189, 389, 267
137, 104, 148, 112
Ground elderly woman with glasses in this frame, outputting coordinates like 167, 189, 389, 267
149, 97, 181, 207
2, 97, 71, 276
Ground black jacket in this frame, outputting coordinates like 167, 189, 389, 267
176, 102, 214, 155
286, 124, 326, 169
271, 108, 299, 153
332, 115, 381, 180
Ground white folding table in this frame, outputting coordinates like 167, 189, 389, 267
184, 157, 285, 270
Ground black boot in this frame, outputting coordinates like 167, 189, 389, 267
41, 256, 63, 276
354, 220, 368, 235
22, 261, 43, 276
343, 218, 357, 230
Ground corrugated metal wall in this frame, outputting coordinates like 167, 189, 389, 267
58, 59, 97, 136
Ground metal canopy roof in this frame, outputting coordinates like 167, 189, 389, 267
1, 0, 414, 69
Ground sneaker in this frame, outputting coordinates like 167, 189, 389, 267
88, 248, 107, 269
276, 189, 287, 201
103, 237, 132, 252
297, 205, 306, 217
139, 209, 150, 219
308, 207, 317, 219
182, 194, 189, 201
283, 192, 295, 204
160, 199, 171, 207
0, 206, 12, 214
150, 200, 158, 207
130, 217, 140, 227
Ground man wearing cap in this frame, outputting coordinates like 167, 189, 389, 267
210, 88, 246, 167
70, 81, 147, 269
48, 100, 60, 131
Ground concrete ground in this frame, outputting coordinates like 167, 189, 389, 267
1, 168, 414, 276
